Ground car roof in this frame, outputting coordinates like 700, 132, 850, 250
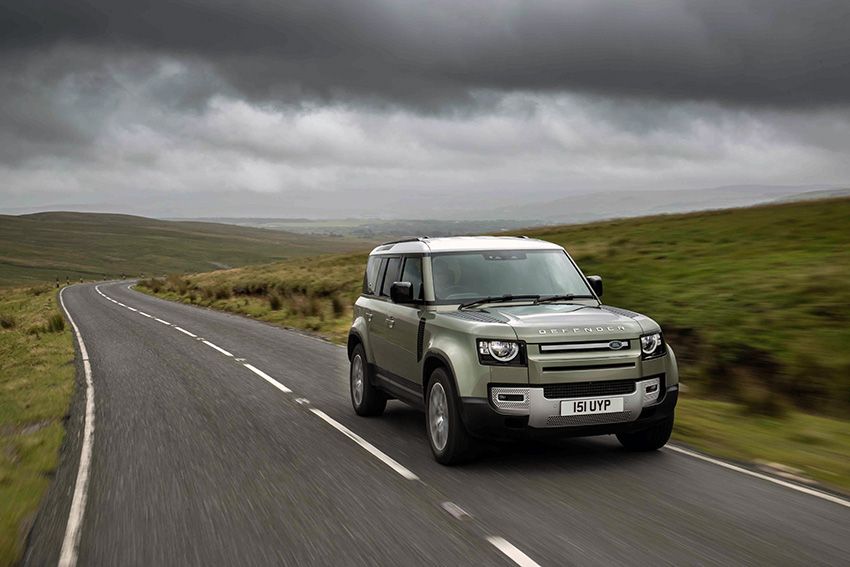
368, 236, 564, 255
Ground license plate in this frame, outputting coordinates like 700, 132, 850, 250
561, 397, 624, 416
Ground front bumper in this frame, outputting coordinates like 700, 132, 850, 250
459, 384, 678, 440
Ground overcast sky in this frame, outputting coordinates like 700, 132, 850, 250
1, 0, 849, 218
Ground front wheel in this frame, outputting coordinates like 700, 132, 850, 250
616, 415, 674, 451
426, 368, 474, 465
350, 344, 386, 416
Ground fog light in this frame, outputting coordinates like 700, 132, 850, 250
643, 378, 661, 404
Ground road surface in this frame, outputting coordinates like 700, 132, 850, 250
24, 282, 850, 566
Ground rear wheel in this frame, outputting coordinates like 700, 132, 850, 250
350, 344, 386, 416
616, 415, 674, 451
426, 368, 474, 464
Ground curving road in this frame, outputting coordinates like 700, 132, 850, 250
24, 282, 850, 566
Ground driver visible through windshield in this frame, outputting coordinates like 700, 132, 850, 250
431, 250, 594, 303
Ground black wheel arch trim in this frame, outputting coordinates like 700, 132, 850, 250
347, 330, 365, 360
421, 350, 461, 403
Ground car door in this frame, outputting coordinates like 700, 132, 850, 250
379, 256, 425, 395
370, 255, 402, 375
357, 255, 385, 362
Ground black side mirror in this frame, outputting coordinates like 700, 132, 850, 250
390, 281, 414, 303
586, 275, 603, 298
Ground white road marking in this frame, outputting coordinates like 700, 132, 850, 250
295, 398, 310, 405
127, 307, 138, 312
486, 537, 541, 567
174, 326, 197, 338
665, 445, 850, 509
203, 340, 233, 357
309, 408, 419, 481
138, 312, 153, 318
154, 318, 171, 326
58, 287, 95, 567
244, 364, 292, 393
441, 501, 471, 521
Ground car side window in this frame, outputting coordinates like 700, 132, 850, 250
380, 257, 402, 297
363, 256, 382, 295
400, 256, 423, 300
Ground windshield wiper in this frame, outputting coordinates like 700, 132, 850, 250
534, 294, 596, 304
458, 294, 540, 310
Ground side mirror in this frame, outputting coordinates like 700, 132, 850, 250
586, 275, 603, 298
390, 281, 414, 304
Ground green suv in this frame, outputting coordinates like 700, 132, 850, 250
347, 236, 679, 464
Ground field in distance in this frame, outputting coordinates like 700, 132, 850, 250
0, 212, 373, 286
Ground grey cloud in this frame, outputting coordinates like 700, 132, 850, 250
2, 0, 849, 109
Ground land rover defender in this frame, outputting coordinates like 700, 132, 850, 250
347, 236, 679, 464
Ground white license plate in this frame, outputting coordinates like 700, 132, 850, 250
561, 397, 624, 416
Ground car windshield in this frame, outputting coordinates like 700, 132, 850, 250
431, 250, 594, 303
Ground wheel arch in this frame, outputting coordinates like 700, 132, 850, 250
421, 350, 460, 403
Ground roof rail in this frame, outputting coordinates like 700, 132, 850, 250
379, 236, 430, 246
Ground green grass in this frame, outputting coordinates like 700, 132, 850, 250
675, 396, 850, 492
0, 286, 75, 566
0, 211, 373, 286
138, 197, 850, 491
523, 197, 850, 417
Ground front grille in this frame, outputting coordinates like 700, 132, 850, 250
546, 411, 633, 426
543, 362, 635, 372
543, 379, 637, 399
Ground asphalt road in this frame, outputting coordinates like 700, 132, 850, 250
24, 282, 850, 566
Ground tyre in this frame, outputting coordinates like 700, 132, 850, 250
349, 344, 386, 416
616, 415, 674, 451
426, 367, 474, 465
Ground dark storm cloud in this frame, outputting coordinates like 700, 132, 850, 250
2, 0, 849, 109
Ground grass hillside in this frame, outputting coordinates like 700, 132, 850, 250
140, 197, 850, 416
138, 197, 850, 490
0, 212, 372, 286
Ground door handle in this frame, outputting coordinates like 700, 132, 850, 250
385, 316, 395, 328
365, 311, 373, 322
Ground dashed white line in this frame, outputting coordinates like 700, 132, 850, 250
243, 364, 292, 393
93, 282, 548, 564
486, 537, 541, 567
138, 312, 153, 318
202, 340, 233, 357
665, 445, 850, 509
309, 408, 419, 481
58, 287, 95, 567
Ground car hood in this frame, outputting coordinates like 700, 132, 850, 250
483, 303, 654, 342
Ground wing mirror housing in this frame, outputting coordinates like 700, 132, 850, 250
586, 275, 603, 298
390, 281, 414, 304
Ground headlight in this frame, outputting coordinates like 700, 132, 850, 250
640, 332, 666, 359
478, 339, 525, 366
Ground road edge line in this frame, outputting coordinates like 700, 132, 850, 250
57, 286, 95, 567
665, 444, 850, 508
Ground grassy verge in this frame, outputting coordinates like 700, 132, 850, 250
0, 286, 74, 566
674, 396, 850, 492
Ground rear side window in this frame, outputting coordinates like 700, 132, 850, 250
401, 257, 423, 300
363, 256, 382, 295
380, 257, 402, 297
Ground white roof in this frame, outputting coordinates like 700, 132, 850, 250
369, 236, 563, 255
